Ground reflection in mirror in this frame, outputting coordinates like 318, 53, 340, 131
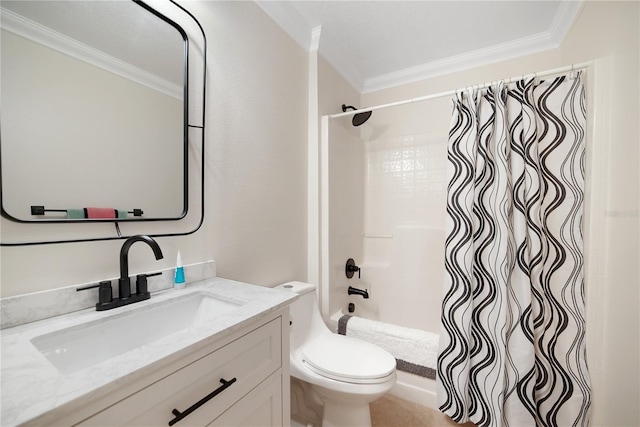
0, 0, 186, 222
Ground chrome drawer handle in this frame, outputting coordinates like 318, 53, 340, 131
168, 377, 237, 426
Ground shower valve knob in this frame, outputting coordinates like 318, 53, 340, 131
345, 258, 361, 279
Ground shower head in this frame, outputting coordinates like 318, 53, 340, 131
342, 104, 372, 126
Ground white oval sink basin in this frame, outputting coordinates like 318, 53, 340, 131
30, 292, 244, 374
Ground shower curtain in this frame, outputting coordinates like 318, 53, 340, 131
437, 72, 590, 427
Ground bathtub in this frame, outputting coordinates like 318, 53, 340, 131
328, 310, 438, 410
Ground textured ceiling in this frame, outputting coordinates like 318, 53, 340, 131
256, 0, 584, 93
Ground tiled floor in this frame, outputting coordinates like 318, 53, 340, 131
370, 394, 477, 427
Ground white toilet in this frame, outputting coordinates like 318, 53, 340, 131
275, 281, 397, 427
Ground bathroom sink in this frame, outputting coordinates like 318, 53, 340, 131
30, 292, 244, 374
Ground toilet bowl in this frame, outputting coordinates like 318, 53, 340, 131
275, 281, 396, 427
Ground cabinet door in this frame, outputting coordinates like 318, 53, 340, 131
77, 318, 281, 427
208, 374, 283, 427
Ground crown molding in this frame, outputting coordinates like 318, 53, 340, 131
255, 0, 584, 94
361, 0, 583, 94
310, 25, 322, 52
361, 31, 556, 93
255, 1, 362, 91
1, 7, 182, 100
255, 0, 311, 52
548, 0, 584, 45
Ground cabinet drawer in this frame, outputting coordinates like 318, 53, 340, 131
208, 374, 282, 427
78, 317, 282, 427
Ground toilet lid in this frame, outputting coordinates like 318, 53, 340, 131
301, 333, 396, 384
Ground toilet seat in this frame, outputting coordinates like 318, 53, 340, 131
301, 333, 396, 384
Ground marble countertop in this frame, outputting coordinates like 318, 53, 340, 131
0, 277, 297, 426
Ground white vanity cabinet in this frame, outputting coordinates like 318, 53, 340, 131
67, 311, 289, 427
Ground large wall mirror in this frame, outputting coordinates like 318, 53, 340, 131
0, 0, 206, 245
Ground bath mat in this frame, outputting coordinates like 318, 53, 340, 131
338, 314, 438, 380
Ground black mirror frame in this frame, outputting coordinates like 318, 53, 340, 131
0, 0, 207, 246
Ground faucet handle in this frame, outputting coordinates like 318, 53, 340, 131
345, 258, 361, 279
135, 272, 162, 295
77, 281, 113, 305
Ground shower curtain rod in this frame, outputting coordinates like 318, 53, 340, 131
329, 61, 591, 119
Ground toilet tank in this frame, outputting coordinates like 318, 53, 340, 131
275, 281, 330, 350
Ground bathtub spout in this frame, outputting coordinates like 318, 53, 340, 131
348, 286, 369, 299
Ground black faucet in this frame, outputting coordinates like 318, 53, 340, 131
77, 235, 164, 311
119, 235, 164, 300
348, 286, 369, 299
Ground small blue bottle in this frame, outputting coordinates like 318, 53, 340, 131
174, 250, 185, 289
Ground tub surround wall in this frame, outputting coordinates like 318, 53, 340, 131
0, 260, 216, 330
327, 119, 365, 316
360, 108, 448, 333
318, 56, 364, 318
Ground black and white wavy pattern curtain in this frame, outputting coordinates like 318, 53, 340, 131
437, 72, 590, 427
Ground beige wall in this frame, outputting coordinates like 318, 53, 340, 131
358, 2, 639, 425
197, 1, 308, 287
0, 1, 309, 296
